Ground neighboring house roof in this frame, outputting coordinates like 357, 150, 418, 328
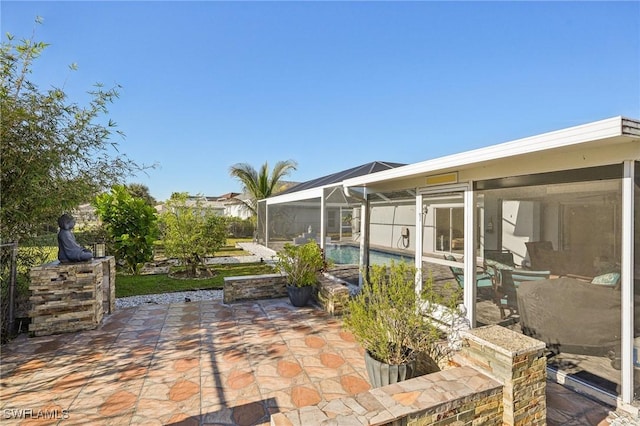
215, 192, 241, 200
277, 161, 406, 195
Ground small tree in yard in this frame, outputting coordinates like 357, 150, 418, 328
159, 193, 227, 278
94, 185, 158, 274
1, 21, 149, 244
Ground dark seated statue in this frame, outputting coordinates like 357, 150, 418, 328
57, 214, 93, 263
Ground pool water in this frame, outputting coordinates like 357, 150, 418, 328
324, 244, 413, 266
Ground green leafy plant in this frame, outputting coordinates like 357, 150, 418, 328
1, 21, 150, 243
228, 160, 298, 217
159, 192, 228, 278
344, 261, 461, 366
94, 185, 158, 274
275, 241, 328, 287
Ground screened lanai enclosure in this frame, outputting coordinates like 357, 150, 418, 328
259, 117, 640, 413
255, 161, 408, 266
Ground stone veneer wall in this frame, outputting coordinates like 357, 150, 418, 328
270, 325, 547, 426
223, 274, 288, 304
29, 256, 116, 337
223, 274, 351, 315
453, 325, 547, 426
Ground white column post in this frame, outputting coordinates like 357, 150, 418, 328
463, 185, 477, 326
359, 200, 370, 288
621, 160, 635, 404
320, 189, 327, 250
265, 203, 269, 247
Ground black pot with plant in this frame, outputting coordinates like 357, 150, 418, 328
275, 241, 329, 307
343, 260, 461, 388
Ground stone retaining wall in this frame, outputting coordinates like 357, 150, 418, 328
453, 325, 547, 425
223, 273, 288, 304
223, 273, 351, 315
29, 256, 116, 337
270, 325, 546, 426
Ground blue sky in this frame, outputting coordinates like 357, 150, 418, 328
3, 1, 639, 202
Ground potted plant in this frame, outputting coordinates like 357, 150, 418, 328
343, 260, 461, 388
275, 241, 328, 307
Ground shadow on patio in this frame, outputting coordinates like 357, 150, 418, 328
0, 297, 614, 425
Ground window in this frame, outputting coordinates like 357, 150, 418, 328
435, 207, 464, 253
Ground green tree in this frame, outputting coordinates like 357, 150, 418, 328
94, 185, 158, 274
0, 21, 147, 243
228, 160, 298, 216
159, 193, 227, 277
126, 183, 156, 207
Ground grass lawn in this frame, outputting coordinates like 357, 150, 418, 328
116, 262, 274, 298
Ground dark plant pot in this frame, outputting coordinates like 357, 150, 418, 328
286, 285, 313, 307
364, 350, 416, 388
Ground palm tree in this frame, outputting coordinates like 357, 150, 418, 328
228, 160, 298, 216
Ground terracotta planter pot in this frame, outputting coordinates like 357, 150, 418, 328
286, 285, 313, 307
364, 350, 416, 388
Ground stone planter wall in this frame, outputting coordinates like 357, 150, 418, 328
223, 273, 350, 316
223, 273, 288, 304
29, 256, 115, 337
454, 325, 547, 426
315, 276, 350, 315
270, 325, 547, 426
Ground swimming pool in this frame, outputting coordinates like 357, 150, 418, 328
324, 244, 413, 266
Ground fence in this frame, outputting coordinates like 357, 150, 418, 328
1, 242, 18, 342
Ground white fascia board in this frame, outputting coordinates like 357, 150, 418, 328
265, 186, 330, 205
343, 116, 632, 188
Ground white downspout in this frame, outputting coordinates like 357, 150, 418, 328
415, 193, 424, 294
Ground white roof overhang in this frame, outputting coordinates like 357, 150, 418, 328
264, 116, 639, 205
343, 116, 640, 191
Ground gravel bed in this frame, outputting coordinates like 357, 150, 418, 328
116, 289, 223, 309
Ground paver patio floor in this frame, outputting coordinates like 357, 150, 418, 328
1, 298, 615, 425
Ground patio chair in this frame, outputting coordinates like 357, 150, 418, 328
524, 241, 571, 274
444, 254, 493, 298
484, 250, 516, 268
495, 269, 551, 319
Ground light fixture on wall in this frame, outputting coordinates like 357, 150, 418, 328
486, 217, 494, 233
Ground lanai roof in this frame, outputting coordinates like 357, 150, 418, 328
278, 161, 405, 195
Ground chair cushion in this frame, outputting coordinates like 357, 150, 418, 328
591, 272, 620, 286
485, 259, 514, 271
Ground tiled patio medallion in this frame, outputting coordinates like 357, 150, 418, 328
277, 360, 303, 378
227, 370, 256, 390
339, 330, 356, 342
291, 385, 322, 407
340, 375, 371, 395
174, 357, 199, 372
320, 352, 345, 368
99, 390, 137, 416
169, 379, 199, 401
304, 335, 326, 348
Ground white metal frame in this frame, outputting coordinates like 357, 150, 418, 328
620, 160, 636, 407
